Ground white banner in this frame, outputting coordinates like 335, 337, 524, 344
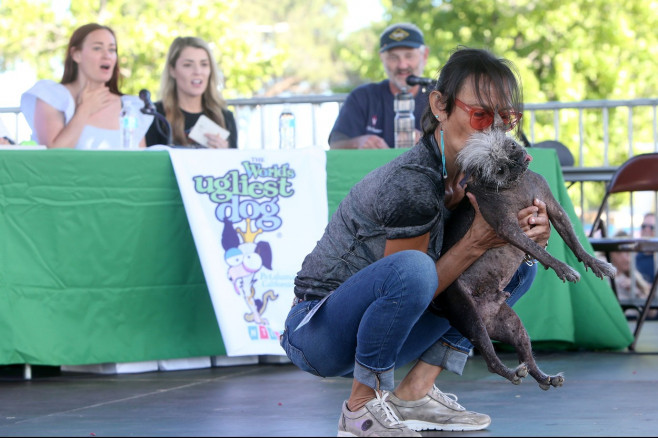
167, 147, 328, 356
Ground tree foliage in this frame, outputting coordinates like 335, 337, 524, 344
232, 0, 349, 96
3, 0, 656, 107
379, 0, 658, 102
0, 0, 348, 99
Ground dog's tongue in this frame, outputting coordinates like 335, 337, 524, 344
525, 153, 533, 162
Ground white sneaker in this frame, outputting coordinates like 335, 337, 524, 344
387, 385, 491, 431
337, 391, 421, 437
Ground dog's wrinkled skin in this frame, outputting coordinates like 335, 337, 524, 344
435, 130, 616, 390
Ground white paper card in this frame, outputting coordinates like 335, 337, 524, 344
188, 114, 230, 147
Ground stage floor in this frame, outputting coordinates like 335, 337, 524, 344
1, 321, 657, 437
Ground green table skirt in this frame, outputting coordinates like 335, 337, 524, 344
0, 148, 631, 366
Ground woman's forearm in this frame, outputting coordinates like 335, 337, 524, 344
434, 235, 487, 298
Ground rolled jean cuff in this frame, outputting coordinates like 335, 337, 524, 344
353, 360, 395, 391
419, 341, 469, 376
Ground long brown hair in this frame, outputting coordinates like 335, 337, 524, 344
421, 46, 523, 137
160, 36, 227, 145
60, 23, 122, 95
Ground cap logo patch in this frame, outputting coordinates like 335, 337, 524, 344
389, 28, 409, 41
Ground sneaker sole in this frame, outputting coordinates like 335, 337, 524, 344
337, 432, 357, 437
403, 419, 491, 432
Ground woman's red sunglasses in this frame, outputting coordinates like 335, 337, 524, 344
455, 98, 522, 132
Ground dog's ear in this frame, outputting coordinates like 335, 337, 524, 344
221, 218, 240, 250
256, 241, 272, 270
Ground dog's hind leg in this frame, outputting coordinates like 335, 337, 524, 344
487, 303, 565, 390
471, 335, 529, 386
442, 284, 528, 385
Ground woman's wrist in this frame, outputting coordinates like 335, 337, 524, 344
454, 233, 488, 261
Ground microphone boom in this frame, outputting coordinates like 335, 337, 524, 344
139, 89, 155, 112
406, 75, 436, 88
138, 88, 174, 146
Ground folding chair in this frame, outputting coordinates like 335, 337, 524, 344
533, 140, 575, 167
530, 139, 580, 189
588, 153, 658, 350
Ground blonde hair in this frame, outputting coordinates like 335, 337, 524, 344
160, 36, 227, 145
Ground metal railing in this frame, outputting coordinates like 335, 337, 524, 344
5, 96, 657, 157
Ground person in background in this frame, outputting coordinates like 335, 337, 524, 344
610, 230, 658, 320
20, 23, 152, 149
145, 36, 237, 149
328, 22, 430, 149
281, 47, 550, 436
636, 212, 656, 284
611, 234, 650, 299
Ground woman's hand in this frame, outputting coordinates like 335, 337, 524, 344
204, 132, 229, 149
517, 198, 551, 247
76, 83, 114, 119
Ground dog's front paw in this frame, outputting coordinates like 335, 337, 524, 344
554, 265, 581, 283
587, 259, 617, 279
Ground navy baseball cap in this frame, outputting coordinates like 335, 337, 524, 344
379, 23, 425, 53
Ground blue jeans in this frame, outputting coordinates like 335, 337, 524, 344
280, 250, 536, 391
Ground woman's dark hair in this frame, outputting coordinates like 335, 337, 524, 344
61, 23, 122, 95
422, 46, 523, 135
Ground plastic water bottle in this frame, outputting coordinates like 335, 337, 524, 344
120, 99, 140, 149
394, 89, 415, 149
279, 103, 296, 149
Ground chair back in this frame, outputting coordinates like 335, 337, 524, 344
533, 140, 575, 167
589, 153, 658, 237
607, 153, 658, 194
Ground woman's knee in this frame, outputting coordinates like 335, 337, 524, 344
389, 250, 437, 300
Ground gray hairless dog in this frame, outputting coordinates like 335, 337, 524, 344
434, 130, 616, 390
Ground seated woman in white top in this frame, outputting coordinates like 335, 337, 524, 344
20, 23, 152, 149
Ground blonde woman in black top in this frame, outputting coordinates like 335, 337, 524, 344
146, 36, 237, 149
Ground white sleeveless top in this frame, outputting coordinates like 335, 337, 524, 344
20, 80, 153, 149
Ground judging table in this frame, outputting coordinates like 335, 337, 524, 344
0, 148, 632, 367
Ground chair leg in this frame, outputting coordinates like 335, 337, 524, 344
629, 276, 658, 351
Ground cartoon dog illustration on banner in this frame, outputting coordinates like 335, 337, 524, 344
222, 217, 278, 325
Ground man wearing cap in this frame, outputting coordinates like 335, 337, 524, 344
329, 22, 430, 149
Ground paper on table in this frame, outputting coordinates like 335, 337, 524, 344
188, 114, 230, 148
